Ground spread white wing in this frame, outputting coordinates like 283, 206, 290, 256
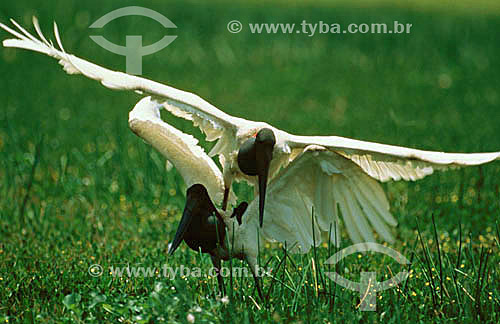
287, 134, 500, 182
242, 145, 398, 253
129, 97, 228, 205
244, 135, 500, 251
0, 18, 253, 158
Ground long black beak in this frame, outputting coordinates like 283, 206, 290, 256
256, 145, 272, 227
168, 200, 195, 255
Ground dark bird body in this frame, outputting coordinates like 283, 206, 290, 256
168, 184, 250, 295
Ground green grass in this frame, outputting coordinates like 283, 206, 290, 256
0, 0, 499, 322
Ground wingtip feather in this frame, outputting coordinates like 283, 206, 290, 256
32, 16, 50, 46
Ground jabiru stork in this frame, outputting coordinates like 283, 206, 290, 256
3, 18, 500, 229
128, 96, 500, 300
2, 19, 500, 270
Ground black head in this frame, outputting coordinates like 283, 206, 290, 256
186, 183, 210, 201
256, 128, 276, 146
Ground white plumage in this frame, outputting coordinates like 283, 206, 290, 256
127, 97, 397, 272
128, 97, 227, 205
2, 18, 500, 272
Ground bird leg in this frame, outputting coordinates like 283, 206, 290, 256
210, 254, 225, 295
251, 268, 264, 301
221, 187, 229, 211
246, 257, 265, 301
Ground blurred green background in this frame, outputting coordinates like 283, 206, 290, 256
0, 0, 499, 322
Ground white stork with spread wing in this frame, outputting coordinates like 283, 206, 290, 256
2, 20, 500, 281
127, 96, 405, 297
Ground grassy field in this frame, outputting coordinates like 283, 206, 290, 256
0, 0, 499, 322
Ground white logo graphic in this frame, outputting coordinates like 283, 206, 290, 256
325, 243, 410, 311
89, 6, 177, 75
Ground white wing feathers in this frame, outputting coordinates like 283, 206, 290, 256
0, 18, 244, 154
244, 145, 397, 253
288, 135, 500, 182
5, 18, 500, 251
129, 97, 227, 205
